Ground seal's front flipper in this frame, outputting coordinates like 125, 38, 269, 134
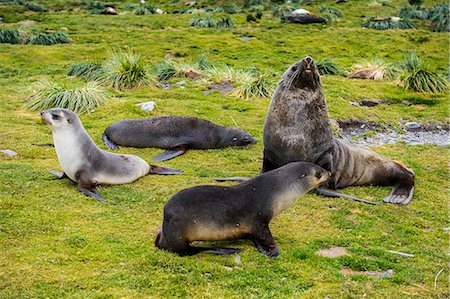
77, 185, 104, 201
152, 145, 188, 162
383, 186, 414, 205
50, 170, 67, 179
76, 170, 104, 201
102, 133, 119, 150
193, 247, 243, 255
149, 165, 184, 175
252, 226, 280, 258
317, 187, 379, 205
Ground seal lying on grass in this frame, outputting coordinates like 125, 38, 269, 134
41, 108, 183, 201
155, 162, 330, 258
102, 116, 257, 162
263, 56, 415, 204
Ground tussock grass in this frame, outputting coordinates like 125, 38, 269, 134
348, 59, 396, 80
98, 50, 152, 90
0, 29, 20, 44
272, 4, 296, 17
429, 3, 449, 32
316, 58, 346, 76
25, 31, 70, 45
189, 14, 234, 28
398, 5, 429, 20
398, 53, 448, 93
222, 3, 239, 14
25, 80, 107, 113
135, 5, 155, 15
231, 67, 276, 99
362, 17, 415, 30
318, 5, 343, 19
67, 62, 103, 81
23, 1, 45, 11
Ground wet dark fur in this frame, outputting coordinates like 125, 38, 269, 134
155, 162, 329, 257
262, 57, 415, 204
103, 116, 256, 150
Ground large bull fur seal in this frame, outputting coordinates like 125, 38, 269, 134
41, 108, 183, 201
155, 162, 330, 257
263, 56, 415, 205
102, 116, 257, 161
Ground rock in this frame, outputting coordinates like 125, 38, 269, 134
401, 101, 412, 106
316, 247, 349, 258
0, 149, 17, 157
360, 99, 383, 107
405, 122, 421, 130
136, 101, 155, 111
224, 266, 233, 271
234, 255, 241, 264
292, 9, 310, 16
238, 37, 254, 42
159, 82, 171, 89
437, 125, 443, 130
350, 102, 360, 107
155, 8, 165, 14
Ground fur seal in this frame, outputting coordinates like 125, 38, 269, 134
263, 56, 415, 204
41, 108, 183, 201
155, 162, 330, 257
102, 116, 257, 161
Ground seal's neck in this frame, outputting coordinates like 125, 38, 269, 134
271, 182, 309, 218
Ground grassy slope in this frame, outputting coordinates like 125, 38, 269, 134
0, 1, 448, 298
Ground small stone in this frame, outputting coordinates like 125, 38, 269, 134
159, 82, 171, 89
177, 80, 186, 85
136, 101, 155, 111
234, 255, 241, 264
361, 99, 383, 107
443, 227, 450, 231
405, 122, 421, 130
281, 277, 286, 281
155, 8, 165, 14
224, 266, 233, 271
0, 149, 17, 157
350, 102, 360, 107
238, 37, 254, 42
437, 125, 443, 130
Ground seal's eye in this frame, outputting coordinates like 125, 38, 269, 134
300, 173, 306, 178
232, 137, 238, 142
51, 114, 60, 120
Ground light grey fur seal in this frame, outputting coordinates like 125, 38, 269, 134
262, 56, 415, 204
41, 108, 183, 201
156, 162, 330, 257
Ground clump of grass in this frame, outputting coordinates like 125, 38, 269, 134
98, 50, 151, 90
203, 65, 249, 84
25, 80, 107, 114
151, 60, 179, 81
67, 62, 104, 81
0, 29, 20, 44
362, 17, 415, 30
398, 5, 429, 20
348, 59, 397, 80
232, 67, 276, 99
135, 5, 155, 15
223, 3, 239, 14
428, 3, 449, 32
25, 31, 70, 45
318, 5, 343, 18
272, 4, 296, 17
316, 58, 345, 76
86, 1, 105, 14
398, 53, 448, 93
189, 14, 234, 28
23, 1, 45, 11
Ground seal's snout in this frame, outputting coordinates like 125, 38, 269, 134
304, 56, 314, 71
305, 56, 313, 64
315, 169, 330, 185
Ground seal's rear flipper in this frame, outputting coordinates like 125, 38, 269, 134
383, 186, 414, 205
152, 145, 188, 162
317, 187, 379, 205
214, 177, 251, 182
191, 247, 243, 255
149, 165, 184, 175
50, 170, 67, 179
102, 133, 119, 150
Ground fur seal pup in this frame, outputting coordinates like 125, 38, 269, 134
263, 56, 415, 204
155, 162, 330, 257
102, 116, 257, 162
41, 108, 183, 201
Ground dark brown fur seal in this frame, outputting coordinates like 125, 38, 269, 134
102, 116, 257, 161
41, 108, 183, 201
263, 56, 415, 204
155, 162, 330, 257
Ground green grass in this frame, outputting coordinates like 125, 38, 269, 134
25, 80, 108, 113
0, 0, 449, 298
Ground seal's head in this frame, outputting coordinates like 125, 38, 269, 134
224, 127, 257, 147
41, 108, 79, 131
281, 56, 321, 91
